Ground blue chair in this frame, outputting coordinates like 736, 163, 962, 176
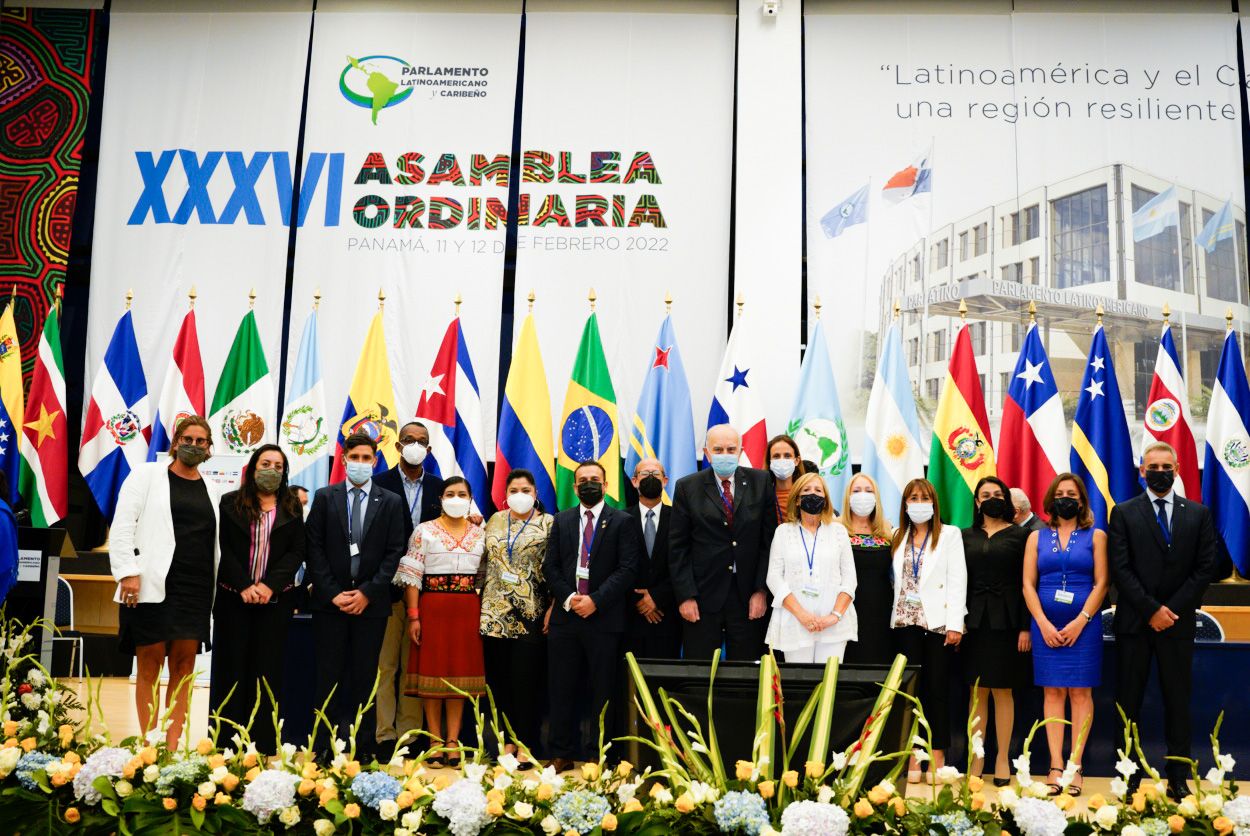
52, 577, 84, 679
1195, 610, 1225, 642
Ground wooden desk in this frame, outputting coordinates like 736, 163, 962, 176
60, 573, 118, 634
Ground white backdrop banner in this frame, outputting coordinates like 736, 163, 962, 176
806, 9, 1248, 460
513, 8, 736, 449
289, 3, 521, 449
85, 1, 312, 443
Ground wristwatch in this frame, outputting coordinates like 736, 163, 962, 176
1080, 610, 1093, 622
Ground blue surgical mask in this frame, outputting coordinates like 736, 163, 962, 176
345, 461, 374, 486
710, 453, 739, 479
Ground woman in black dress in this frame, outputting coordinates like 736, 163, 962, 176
210, 444, 305, 754
961, 475, 1031, 785
110, 415, 220, 750
838, 473, 895, 664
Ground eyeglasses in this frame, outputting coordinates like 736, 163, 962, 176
636, 470, 663, 478
178, 436, 210, 448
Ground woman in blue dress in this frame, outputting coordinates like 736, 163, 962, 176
1022, 473, 1107, 797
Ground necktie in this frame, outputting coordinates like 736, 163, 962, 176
644, 509, 656, 558
720, 479, 735, 527
1155, 498, 1171, 546
349, 487, 365, 578
579, 509, 595, 594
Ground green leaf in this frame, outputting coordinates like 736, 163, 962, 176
189, 804, 205, 830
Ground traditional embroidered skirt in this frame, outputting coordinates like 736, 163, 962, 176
406, 574, 486, 698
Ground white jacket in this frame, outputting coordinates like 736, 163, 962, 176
765, 521, 858, 652
890, 526, 968, 634
109, 461, 222, 605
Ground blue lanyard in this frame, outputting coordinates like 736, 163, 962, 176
1055, 528, 1078, 590
909, 531, 929, 579
505, 512, 533, 564
407, 481, 423, 521
799, 525, 819, 575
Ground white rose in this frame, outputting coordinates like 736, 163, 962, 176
401, 811, 422, 830
197, 781, 216, 798
513, 801, 534, 819
115, 780, 134, 798
143, 764, 160, 783
211, 765, 229, 784
313, 819, 336, 836
935, 765, 961, 784
652, 787, 673, 805
493, 773, 513, 791
1178, 798, 1199, 817
997, 788, 1019, 810
394, 830, 413, 836
379, 799, 399, 821
0, 747, 22, 778
541, 814, 561, 835
279, 806, 300, 827
1121, 826, 1145, 836
1094, 803, 1119, 829
521, 778, 539, 792
1202, 793, 1225, 816
1025, 781, 1052, 799
817, 785, 835, 803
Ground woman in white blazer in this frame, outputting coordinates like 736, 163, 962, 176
765, 473, 857, 663
109, 415, 221, 750
889, 477, 967, 783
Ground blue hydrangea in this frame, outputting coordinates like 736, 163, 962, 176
15, 752, 57, 791
552, 790, 612, 834
155, 756, 208, 797
351, 770, 402, 811
713, 790, 770, 835
1140, 819, 1168, 836
72, 747, 132, 805
930, 811, 985, 836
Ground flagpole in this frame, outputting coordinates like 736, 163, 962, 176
93, 287, 135, 554
188, 285, 197, 310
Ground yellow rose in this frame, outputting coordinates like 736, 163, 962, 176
1215, 817, 1234, 836
601, 813, 618, 831
19, 737, 36, 752
242, 752, 258, 769
2, 721, 16, 737
675, 792, 696, 814
140, 747, 158, 766
162, 797, 177, 811
805, 760, 824, 779
867, 786, 889, 806
298, 779, 316, 797
1132, 792, 1147, 813
967, 775, 983, 793
51, 772, 68, 787
62, 751, 80, 765
581, 762, 601, 782
536, 783, 554, 801
343, 760, 361, 778
222, 773, 240, 792
623, 798, 644, 813
215, 792, 231, 806
123, 758, 139, 780
735, 760, 754, 781
318, 789, 337, 807
59, 725, 75, 747
854, 798, 874, 818
244, 766, 260, 783
1168, 814, 1185, 833
970, 792, 986, 811
617, 761, 634, 778
2, 738, 15, 749
195, 738, 214, 756
64, 807, 80, 824
343, 802, 360, 819
1055, 793, 1074, 811
487, 788, 505, 805
1143, 783, 1158, 801
208, 754, 226, 770
782, 770, 799, 788
397, 791, 414, 808
1088, 793, 1106, 810
892, 796, 907, 816
301, 761, 319, 779
758, 781, 775, 800
486, 801, 504, 817
433, 774, 453, 791
191, 795, 207, 812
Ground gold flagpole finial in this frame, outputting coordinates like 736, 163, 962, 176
55, 282, 62, 314
588, 288, 597, 312
248, 288, 256, 309
1228, 308, 1235, 332
1161, 302, 1171, 325
125, 288, 134, 311
813, 296, 822, 321
1095, 303, 1104, 327
188, 285, 197, 309
664, 291, 672, 314
736, 293, 744, 319
453, 293, 461, 317
378, 288, 387, 310
313, 287, 321, 311
527, 290, 535, 314
1028, 300, 1037, 324
893, 299, 901, 320
9, 286, 16, 302
958, 299, 968, 322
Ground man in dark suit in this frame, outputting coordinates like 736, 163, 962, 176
622, 458, 681, 659
1109, 441, 1218, 799
305, 432, 407, 761
669, 424, 777, 661
1011, 488, 1045, 533
544, 460, 642, 771
372, 421, 442, 755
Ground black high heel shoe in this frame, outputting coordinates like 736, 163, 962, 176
992, 776, 1011, 787
1066, 766, 1084, 797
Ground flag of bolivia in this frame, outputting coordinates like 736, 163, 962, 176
928, 324, 996, 527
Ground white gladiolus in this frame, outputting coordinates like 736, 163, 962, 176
1205, 767, 1225, 786
493, 773, 513, 791
463, 762, 488, 782
831, 750, 848, 770
1114, 757, 1138, 780
997, 788, 1019, 810
912, 748, 930, 763
971, 730, 985, 760
497, 753, 519, 774
1109, 778, 1128, 799
817, 785, 835, 803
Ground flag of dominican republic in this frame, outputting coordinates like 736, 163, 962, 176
929, 324, 996, 528
416, 318, 491, 513
1142, 323, 1199, 500
625, 315, 697, 502
881, 148, 932, 204
862, 320, 925, 528
1070, 325, 1141, 530
148, 308, 204, 461
80, 310, 151, 519
708, 313, 768, 468
998, 323, 1067, 518
18, 310, 68, 527
1201, 328, 1250, 575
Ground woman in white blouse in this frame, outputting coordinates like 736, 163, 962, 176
394, 476, 485, 767
890, 477, 967, 783
765, 472, 857, 663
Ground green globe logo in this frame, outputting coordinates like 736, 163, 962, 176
340, 55, 414, 125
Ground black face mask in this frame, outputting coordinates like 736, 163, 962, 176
1144, 468, 1175, 495
637, 475, 663, 500
979, 497, 1012, 522
1052, 497, 1080, 520
798, 494, 827, 515
577, 481, 605, 507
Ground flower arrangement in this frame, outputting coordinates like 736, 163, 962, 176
0, 610, 1241, 835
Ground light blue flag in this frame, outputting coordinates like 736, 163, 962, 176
788, 321, 852, 513
1201, 328, 1250, 575
1196, 199, 1235, 253
626, 315, 697, 501
1132, 185, 1179, 242
279, 310, 330, 495
820, 183, 870, 239
862, 321, 925, 528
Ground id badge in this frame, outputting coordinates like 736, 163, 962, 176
575, 566, 591, 580
800, 585, 821, 599
1053, 589, 1075, 605
905, 593, 922, 606
349, 543, 360, 557
501, 571, 521, 585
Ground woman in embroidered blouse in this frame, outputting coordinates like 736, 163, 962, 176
838, 473, 895, 665
396, 476, 485, 766
764, 472, 857, 663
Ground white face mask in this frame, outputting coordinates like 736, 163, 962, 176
906, 502, 935, 524
769, 458, 796, 480
442, 496, 471, 518
506, 492, 536, 515
401, 442, 428, 467
848, 492, 877, 517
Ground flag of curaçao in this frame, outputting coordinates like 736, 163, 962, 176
928, 323, 996, 527
557, 313, 621, 510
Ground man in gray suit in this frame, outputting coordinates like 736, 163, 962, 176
1011, 488, 1044, 532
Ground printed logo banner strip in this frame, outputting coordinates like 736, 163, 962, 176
288, 9, 520, 459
